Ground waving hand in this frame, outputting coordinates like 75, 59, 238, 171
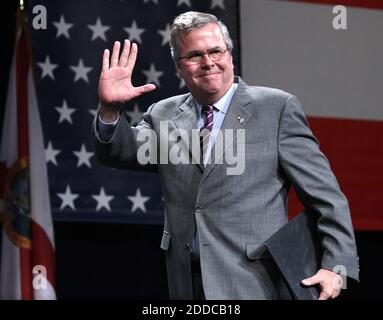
98, 40, 156, 121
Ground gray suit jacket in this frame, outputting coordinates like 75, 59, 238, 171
93, 77, 359, 299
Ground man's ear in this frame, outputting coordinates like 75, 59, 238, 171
176, 65, 183, 80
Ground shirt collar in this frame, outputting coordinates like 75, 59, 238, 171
194, 82, 238, 116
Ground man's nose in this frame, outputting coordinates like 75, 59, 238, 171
200, 53, 215, 67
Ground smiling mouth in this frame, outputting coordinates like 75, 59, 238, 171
199, 73, 220, 78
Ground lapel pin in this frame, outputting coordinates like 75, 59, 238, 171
238, 116, 245, 124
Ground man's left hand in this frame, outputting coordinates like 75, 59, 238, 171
301, 269, 343, 300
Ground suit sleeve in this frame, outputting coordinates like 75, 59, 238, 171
92, 104, 158, 172
277, 94, 359, 281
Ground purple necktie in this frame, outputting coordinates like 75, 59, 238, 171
193, 105, 214, 258
200, 105, 214, 164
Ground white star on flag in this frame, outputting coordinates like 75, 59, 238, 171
92, 187, 114, 211
158, 24, 171, 46
55, 100, 76, 124
142, 63, 163, 86
89, 108, 98, 118
37, 55, 58, 80
124, 20, 145, 44
45, 141, 61, 166
57, 185, 79, 210
73, 143, 94, 168
87, 17, 110, 41
126, 104, 143, 125
52, 14, 74, 39
70, 58, 93, 83
211, 0, 226, 9
177, 0, 191, 7
127, 188, 150, 213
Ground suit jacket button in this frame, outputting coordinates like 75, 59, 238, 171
184, 243, 191, 250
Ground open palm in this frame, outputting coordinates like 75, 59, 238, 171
98, 40, 156, 106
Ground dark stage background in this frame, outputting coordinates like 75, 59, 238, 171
1, 1, 382, 300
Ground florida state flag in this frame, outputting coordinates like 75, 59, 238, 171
0, 14, 56, 299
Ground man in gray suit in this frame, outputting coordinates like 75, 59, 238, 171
94, 11, 359, 299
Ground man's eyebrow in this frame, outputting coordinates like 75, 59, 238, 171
186, 50, 204, 55
208, 46, 221, 50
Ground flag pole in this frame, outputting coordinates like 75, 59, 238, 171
17, 0, 26, 28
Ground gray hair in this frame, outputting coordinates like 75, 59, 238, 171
169, 11, 233, 63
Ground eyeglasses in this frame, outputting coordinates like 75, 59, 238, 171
178, 47, 229, 64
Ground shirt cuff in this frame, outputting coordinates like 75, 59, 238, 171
98, 115, 120, 141
98, 115, 120, 126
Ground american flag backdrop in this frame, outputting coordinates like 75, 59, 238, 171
26, 0, 240, 224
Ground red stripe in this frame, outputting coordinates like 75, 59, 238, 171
19, 248, 33, 300
289, 116, 383, 230
16, 30, 29, 159
283, 0, 383, 10
31, 220, 56, 289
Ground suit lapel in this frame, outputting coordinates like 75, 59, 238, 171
172, 94, 204, 172
202, 78, 254, 180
